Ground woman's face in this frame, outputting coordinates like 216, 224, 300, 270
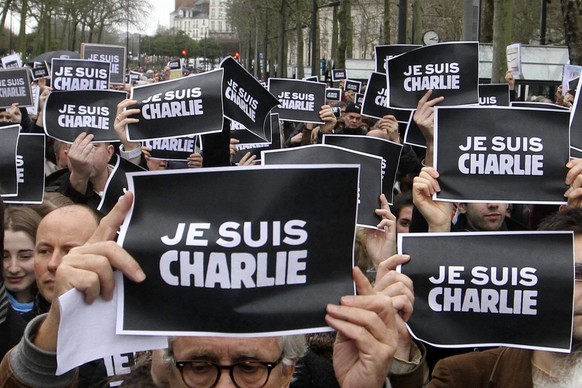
3, 230, 36, 299
396, 206, 413, 234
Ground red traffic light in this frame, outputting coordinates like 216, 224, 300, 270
181, 49, 187, 57
233, 51, 240, 59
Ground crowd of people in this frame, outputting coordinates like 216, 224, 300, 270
0, 55, 581, 388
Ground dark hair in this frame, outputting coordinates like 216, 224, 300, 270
537, 207, 582, 233
4, 206, 42, 241
390, 191, 413, 219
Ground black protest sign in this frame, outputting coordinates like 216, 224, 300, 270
0, 68, 33, 108
268, 78, 326, 124
434, 106, 570, 204
403, 119, 426, 148
51, 58, 110, 91
97, 154, 146, 215
479, 84, 510, 106
262, 144, 382, 228
221, 57, 279, 142
399, 232, 574, 351
230, 119, 272, 145
142, 136, 199, 161
0, 124, 20, 197
332, 69, 347, 82
362, 72, 414, 123
129, 71, 141, 84
322, 134, 403, 204
355, 93, 364, 105
44, 90, 127, 142
128, 69, 224, 141
81, 43, 126, 85
571, 80, 582, 154
168, 60, 181, 70
231, 114, 282, 164
117, 166, 358, 335
570, 77, 579, 93
3, 133, 45, 204
387, 42, 479, 109
30, 64, 49, 81
344, 79, 361, 93
375, 44, 422, 74
326, 88, 342, 101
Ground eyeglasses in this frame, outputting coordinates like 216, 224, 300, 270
576, 263, 582, 282
175, 354, 283, 388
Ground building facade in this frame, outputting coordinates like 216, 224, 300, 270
170, 0, 234, 40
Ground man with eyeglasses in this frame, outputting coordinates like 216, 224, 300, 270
155, 336, 306, 388
0, 192, 406, 388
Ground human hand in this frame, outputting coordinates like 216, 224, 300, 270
67, 132, 96, 192
36, 192, 145, 352
114, 98, 140, 147
238, 151, 258, 166
36, 84, 53, 126
564, 92, 574, 108
229, 138, 240, 160
290, 132, 303, 145
365, 194, 397, 269
373, 255, 414, 360
505, 69, 515, 90
319, 105, 337, 133
186, 152, 203, 168
376, 115, 400, 143
413, 90, 443, 166
8, 103, 21, 123
327, 267, 398, 387
412, 167, 453, 232
565, 158, 582, 208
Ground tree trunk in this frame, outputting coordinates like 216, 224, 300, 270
413, 0, 423, 44
278, 0, 287, 77
481, 0, 494, 43
0, 0, 14, 41
561, 0, 582, 65
383, 0, 390, 44
17, 0, 27, 58
491, 0, 512, 83
346, 2, 353, 59
331, 5, 338, 59
296, 15, 305, 78
337, 0, 349, 68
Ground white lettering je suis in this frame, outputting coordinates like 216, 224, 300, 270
161, 220, 308, 248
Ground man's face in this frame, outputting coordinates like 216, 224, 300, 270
90, 143, 114, 179
167, 337, 294, 388
459, 203, 508, 231
0, 111, 12, 123
344, 112, 362, 129
574, 235, 582, 344
34, 206, 98, 302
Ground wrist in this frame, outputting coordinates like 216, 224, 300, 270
119, 144, 142, 159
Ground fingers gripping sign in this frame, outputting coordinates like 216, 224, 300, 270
326, 267, 399, 388
35, 192, 145, 352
